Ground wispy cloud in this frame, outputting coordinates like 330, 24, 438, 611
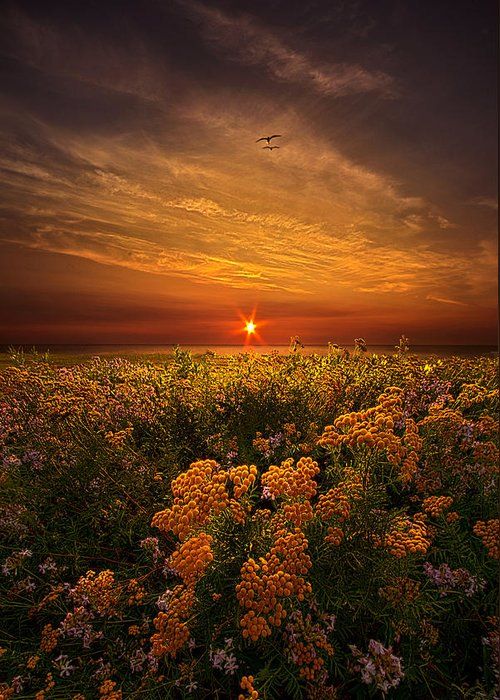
3, 227, 308, 294
2, 8, 170, 104
469, 197, 498, 211
403, 212, 456, 232
0, 106, 493, 311
426, 295, 470, 307
177, 0, 394, 98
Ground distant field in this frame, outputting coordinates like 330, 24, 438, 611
0, 343, 497, 369
0, 350, 180, 369
0, 350, 498, 698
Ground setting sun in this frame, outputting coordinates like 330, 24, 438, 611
235, 311, 266, 345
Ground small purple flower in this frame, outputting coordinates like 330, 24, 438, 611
38, 557, 58, 575
11, 676, 24, 693
53, 654, 75, 678
156, 589, 174, 611
1, 549, 32, 576
129, 648, 147, 673
261, 485, 274, 501
140, 537, 163, 563
350, 640, 404, 694
209, 637, 239, 675
423, 562, 485, 597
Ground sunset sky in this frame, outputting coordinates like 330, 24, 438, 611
0, 0, 497, 345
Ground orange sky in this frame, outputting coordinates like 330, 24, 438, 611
0, 0, 497, 345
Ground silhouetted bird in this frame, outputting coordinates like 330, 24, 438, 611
256, 135, 282, 144
263, 146, 280, 150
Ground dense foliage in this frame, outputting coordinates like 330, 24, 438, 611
0, 349, 498, 699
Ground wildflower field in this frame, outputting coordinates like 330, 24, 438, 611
0, 349, 498, 699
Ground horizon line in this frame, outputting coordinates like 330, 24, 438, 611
1, 343, 498, 349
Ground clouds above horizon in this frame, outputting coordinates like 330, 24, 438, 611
0, 0, 497, 343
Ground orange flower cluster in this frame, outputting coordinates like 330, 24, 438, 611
473, 441, 500, 477
318, 387, 422, 482
236, 528, 312, 641
73, 570, 118, 616
231, 499, 252, 524
414, 469, 443, 496
446, 511, 460, 524
379, 577, 421, 606
104, 427, 133, 448
456, 383, 490, 408
473, 519, 499, 559
39, 623, 59, 653
422, 495, 454, 517
170, 532, 214, 586
325, 526, 343, 546
151, 585, 195, 657
291, 638, 330, 680
238, 675, 259, 700
126, 579, 145, 606
285, 612, 334, 681
152, 459, 228, 540
382, 516, 431, 558
283, 500, 314, 527
152, 459, 257, 541
229, 464, 258, 499
316, 469, 363, 523
34, 673, 55, 700
261, 457, 320, 500
150, 460, 258, 658
253, 434, 271, 454
26, 654, 40, 670
318, 388, 409, 467
418, 407, 464, 433
474, 415, 499, 438
316, 488, 347, 522
401, 418, 422, 482
29, 584, 65, 619
99, 680, 122, 700
252, 508, 272, 524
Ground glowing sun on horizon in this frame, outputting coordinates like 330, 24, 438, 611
236, 311, 265, 345
245, 320, 256, 335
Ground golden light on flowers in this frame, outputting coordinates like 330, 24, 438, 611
1, 350, 498, 698
473, 519, 500, 559
236, 527, 313, 641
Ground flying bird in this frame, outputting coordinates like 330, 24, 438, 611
256, 135, 282, 144
263, 145, 280, 150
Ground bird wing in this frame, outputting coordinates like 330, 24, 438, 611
262, 146, 271, 149
256, 137, 267, 142
269, 135, 282, 140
